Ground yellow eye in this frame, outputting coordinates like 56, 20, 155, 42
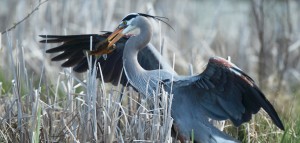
123, 21, 127, 25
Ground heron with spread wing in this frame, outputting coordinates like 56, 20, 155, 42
40, 13, 284, 143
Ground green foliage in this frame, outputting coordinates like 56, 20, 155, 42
0, 69, 12, 96
1, 0, 300, 142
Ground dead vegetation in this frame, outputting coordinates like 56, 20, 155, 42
0, 0, 300, 142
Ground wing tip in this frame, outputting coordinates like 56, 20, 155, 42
207, 56, 285, 131
277, 121, 285, 130
253, 87, 285, 130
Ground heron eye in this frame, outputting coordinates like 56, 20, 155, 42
123, 21, 127, 25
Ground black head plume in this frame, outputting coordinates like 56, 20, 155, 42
121, 13, 174, 31
122, 13, 139, 21
138, 13, 174, 31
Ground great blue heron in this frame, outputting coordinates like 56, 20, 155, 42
41, 13, 284, 143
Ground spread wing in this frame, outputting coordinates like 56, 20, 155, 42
40, 33, 171, 85
172, 57, 284, 130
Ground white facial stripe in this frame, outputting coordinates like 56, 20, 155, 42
122, 25, 135, 34
121, 18, 136, 34
119, 17, 135, 26
126, 18, 134, 25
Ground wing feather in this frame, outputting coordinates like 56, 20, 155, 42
173, 56, 284, 130
40, 33, 168, 86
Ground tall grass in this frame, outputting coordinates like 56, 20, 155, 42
0, 38, 174, 142
0, 0, 300, 142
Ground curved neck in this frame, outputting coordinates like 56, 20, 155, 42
123, 16, 154, 95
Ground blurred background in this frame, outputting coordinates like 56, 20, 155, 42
0, 0, 300, 142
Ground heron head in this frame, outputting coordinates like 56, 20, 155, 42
107, 13, 140, 48
107, 13, 172, 48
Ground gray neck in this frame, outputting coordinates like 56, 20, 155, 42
123, 16, 154, 95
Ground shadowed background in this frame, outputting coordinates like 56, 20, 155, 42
0, 0, 300, 142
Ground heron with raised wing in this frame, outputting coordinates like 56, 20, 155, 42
41, 13, 284, 143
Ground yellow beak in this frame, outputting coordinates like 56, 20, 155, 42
107, 28, 125, 48
89, 27, 125, 56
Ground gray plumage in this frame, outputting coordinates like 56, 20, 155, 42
40, 13, 284, 143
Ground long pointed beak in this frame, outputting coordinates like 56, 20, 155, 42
107, 28, 125, 48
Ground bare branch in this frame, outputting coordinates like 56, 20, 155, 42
275, 0, 292, 96
1, 0, 49, 35
251, 0, 266, 87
